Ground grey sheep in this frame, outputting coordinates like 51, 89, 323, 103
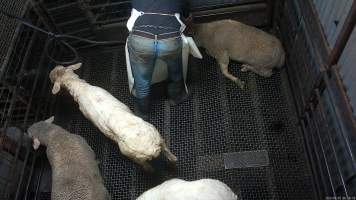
192, 19, 285, 88
27, 117, 111, 200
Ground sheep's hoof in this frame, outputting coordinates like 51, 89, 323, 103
143, 164, 155, 173
260, 70, 273, 77
241, 66, 249, 72
168, 162, 178, 171
235, 80, 246, 89
169, 155, 178, 163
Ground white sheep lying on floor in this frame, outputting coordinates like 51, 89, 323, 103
49, 63, 177, 171
137, 178, 238, 200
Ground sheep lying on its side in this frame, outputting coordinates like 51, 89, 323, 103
192, 19, 285, 89
137, 178, 238, 200
27, 117, 111, 200
49, 63, 177, 171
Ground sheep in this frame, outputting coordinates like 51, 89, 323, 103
136, 178, 238, 200
49, 63, 177, 171
192, 19, 285, 89
27, 117, 111, 200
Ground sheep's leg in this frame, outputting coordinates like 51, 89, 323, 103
258, 69, 273, 77
161, 142, 178, 163
218, 57, 245, 89
241, 64, 273, 77
133, 158, 154, 172
241, 65, 249, 72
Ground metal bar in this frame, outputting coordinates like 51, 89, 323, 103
37, 1, 64, 33
324, 69, 356, 164
34, 61, 50, 122
2, 26, 32, 86
0, 81, 30, 106
68, 36, 96, 45
4, 30, 34, 87
305, 111, 336, 197
194, 3, 267, 17
78, 0, 104, 26
64, 27, 91, 35
287, 28, 308, 114
191, 0, 264, 11
34, 46, 61, 121
30, 0, 58, 32
84, 1, 130, 9
266, 0, 275, 28
3, 131, 24, 199
299, 120, 323, 200
94, 9, 128, 19
32, 38, 60, 122
56, 17, 88, 27
42, 94, 52, 119
0, 135, 20, 156
34, 156, 45, 200
3, 22, 40, 129
47, 1, 80, 12
24, 153, 37, 199
0, 92, 12, 128
23, 35, 50, 126
1, 112, 35, 120
94, 18, 129, 26
76, 43, 106, 50
14, 145, 31, 200
298, 0, 330, 66
328, 0, 356, 66
312, 93, 349, 197
0, 0, 31, 80
301, 116, 324, 188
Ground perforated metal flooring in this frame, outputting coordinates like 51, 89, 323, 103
52, 47, 316, 200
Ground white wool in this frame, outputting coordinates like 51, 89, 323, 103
50, 65, 163, 163
137, 179, 238, 200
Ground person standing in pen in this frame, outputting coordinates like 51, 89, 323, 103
126, 0, 191, 120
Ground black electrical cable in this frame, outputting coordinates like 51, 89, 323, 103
0, 8, 126, 65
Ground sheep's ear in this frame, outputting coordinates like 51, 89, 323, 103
45, 116, 54, 123
33, 138, 41, 150
68, 63, 82, 71
52, 82, 61, 94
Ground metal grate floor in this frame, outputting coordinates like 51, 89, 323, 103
51, 47, 316, 200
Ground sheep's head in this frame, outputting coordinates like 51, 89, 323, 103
27, 116, 55, 150
49, 65, 65, 83
49, 63, 82, 94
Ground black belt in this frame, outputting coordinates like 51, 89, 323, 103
132, 30, 181, 40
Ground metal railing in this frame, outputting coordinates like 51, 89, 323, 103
0, 1, 61, 199
277, 0, 356, 198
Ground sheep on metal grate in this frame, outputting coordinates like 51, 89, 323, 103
49, 63, 177, 172
190, 19, 285, 89
137, 178, 238, 200
27, 117, 111, 200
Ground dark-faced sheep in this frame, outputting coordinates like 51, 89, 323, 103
27, 117, 111, 200
192, 19, 285, 89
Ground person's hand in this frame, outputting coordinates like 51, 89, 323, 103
184, 13, 194, 36
185, 13, 193, 24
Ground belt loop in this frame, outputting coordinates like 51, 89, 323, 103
154, 34, 158, 44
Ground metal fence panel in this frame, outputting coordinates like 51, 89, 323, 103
338, 26, 356, 116
312, 0, 353, 47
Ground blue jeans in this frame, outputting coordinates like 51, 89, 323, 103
128, 34, 183, 99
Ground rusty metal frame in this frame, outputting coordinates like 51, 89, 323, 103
328, 0, 356, 67
0, 1, 61, 199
